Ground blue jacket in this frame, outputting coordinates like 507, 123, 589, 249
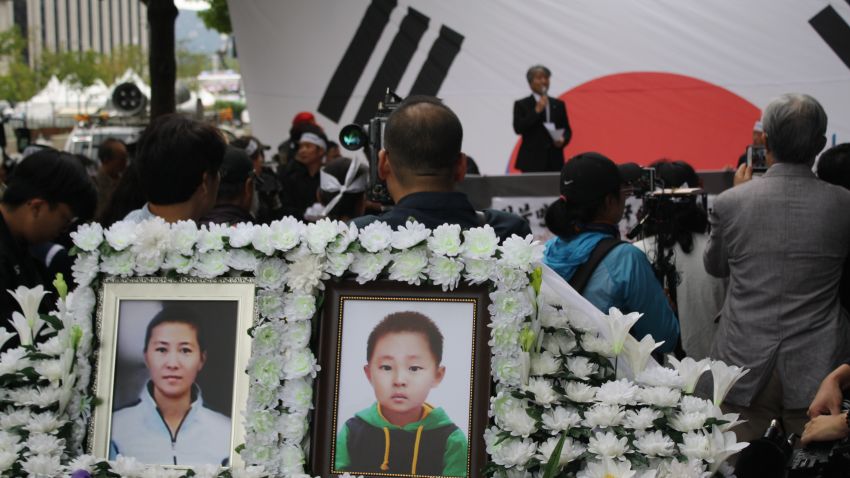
544, 232, 679, 352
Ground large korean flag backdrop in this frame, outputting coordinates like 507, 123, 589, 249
230, 0, 850, 175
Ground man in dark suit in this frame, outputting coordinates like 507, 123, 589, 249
513, 65, 572, 172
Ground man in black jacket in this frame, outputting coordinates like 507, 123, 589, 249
513, 65, 572, 173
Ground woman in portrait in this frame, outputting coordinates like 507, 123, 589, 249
109, 304, 232, 466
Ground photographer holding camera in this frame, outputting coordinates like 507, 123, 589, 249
803, 362, 850, 446
352, 95, 530, 241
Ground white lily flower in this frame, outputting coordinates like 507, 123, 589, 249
8, 284, 48, 323
604, 307, 642, 355
0, 328, 15, 350
621, 334, 664, 378
668, 356, 710, 394
709, 360, 750, 406
706, 425, 749, 472
9, 311, 45, 347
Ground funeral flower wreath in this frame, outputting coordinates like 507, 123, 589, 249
0, 217, 749, 478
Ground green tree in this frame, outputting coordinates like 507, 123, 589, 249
198, 0, 231, 34
176, 43, 212, 80
0, 26, 37, 102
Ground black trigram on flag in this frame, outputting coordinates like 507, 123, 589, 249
810, 3, 850, 70
318, 0, 465, 125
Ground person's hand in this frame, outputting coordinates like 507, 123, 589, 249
801, 413, 849, 446
535, 94, 549, 113
733, 163, 753, 186
808, 373, 844, 418
553, 137, 565, 148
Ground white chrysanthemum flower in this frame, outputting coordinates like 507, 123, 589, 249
65, 454, 98, 474
494, 265, 530, 291
359, 221, 393, 252
110, 455, 146, 476
525, 377, 559, 407
530, 350, 561, 376
582, 334, 616, 358
596, 378, 640, 405
536, 435, 585, 465
588, 430, 630, 458
566, 356, 598, 380
462, 257, 495, 284
280, 321, 311, 350
252, 322, 282, 353
101, 250, 135, 277
350, 251, 391, 284
197, 222, 229, 252
278, 412, 309, 441
564, 381, 599, 403
388, 248, 429, 285
636, 365, 684, 389
461, 225, 499, 259
429, 255, 464, 291
491, 391, 525, 420
228, 222, 257, 248
679, 396, 714, 415
492, 354, 526, 386
37, 335, 64, 356
0, 450, 17, 473
501, 405, 538, 437
192, 250, 229, 278
539, 302, 571, 329
251, 224, 277, 255
637, 386, 682, 408
26, 432, 64, 456
679, 431, 712, 460
624, 407, 662, 431
28, 412, 62, 435
21, 454, 61, 476
427, 223, 462, 256
279, 443, 306, 474
104, 220, 137, 251
328, 221, 358, 253
305, 218, 342, 254
657, 458, 708, 478
0, 347, 31, 375
583, 403, 625, 429
577, 458, 636, 478
189, 464, 223, 478
286, 253, 328, 292
490, 324, 521, 354
391, 220, 430, 250
249, 356, 283, 389
255, 258, 288, 290
283, 293, 317, 322
709, 360, 749, 407
325, 251, 354, 277
70, 222, 103, 251
670, 411, 708, 432
227, 248, 260, 271
130, 217, 170, 270
622, 334, 664, 378
635, 430, 676, 457
256, 290, 285, 319
70, 252, 99, 287
541, 406, 582, 433
168, 220, 199, 255
0, 409, 31, 429
162, 252, 195, 274
280, 377, 313, 411
498, 235, 543, 271
34, 359, 65, 382
490, 437, 537, 468
542, 331, 577, 356
283, 348, 318, 379
668, 356, 711, 394
489, 290, 534, 325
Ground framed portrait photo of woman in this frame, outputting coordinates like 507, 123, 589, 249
312, 281, 491, 478
89, 278, 255, 469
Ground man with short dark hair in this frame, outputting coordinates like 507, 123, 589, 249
277, 124, 326, 221
353, 96, 530, 240
125, 114, 226, 223
94, 137, 129, 219
199, 146, 255, 226
0, 149, 96, 342
704, 93, 850, 443
513, 65, 572, 172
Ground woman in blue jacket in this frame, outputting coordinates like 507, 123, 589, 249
543, 152, 679, 352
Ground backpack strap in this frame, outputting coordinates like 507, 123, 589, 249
569, 237, 624, 295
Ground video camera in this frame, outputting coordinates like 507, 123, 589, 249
735, 400, 850, 478
338, 89, 403, 205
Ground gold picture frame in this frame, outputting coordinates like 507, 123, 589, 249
89, 277, 256, 469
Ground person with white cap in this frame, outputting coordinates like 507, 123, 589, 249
736, 120, 766, 167
315, 156, 368, 222
277, 124, 328, 221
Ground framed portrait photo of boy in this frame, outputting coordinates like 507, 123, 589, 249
89, 278, 255, 469
312, 281, 491, 478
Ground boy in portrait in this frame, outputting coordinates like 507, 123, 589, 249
335, 311, 468, 476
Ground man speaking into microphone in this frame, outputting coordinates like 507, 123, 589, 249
513, 65, 572, 172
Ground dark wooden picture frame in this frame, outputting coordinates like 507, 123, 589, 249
312, 280, 491, 478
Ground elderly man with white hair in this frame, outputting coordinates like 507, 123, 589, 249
277, 124, 328, 221
704, 93, 850, 444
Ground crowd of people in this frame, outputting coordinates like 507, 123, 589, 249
1, 79, 849, 462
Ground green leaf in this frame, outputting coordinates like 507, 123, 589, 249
41, 313, 64, 331
541, 432, 567, 478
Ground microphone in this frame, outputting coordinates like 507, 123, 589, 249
541, 86, 548, 97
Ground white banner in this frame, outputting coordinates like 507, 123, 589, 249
230, 0, 850, 174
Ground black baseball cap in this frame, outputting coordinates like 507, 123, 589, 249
220, 146, 253, 184
559, 152, 641, 204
